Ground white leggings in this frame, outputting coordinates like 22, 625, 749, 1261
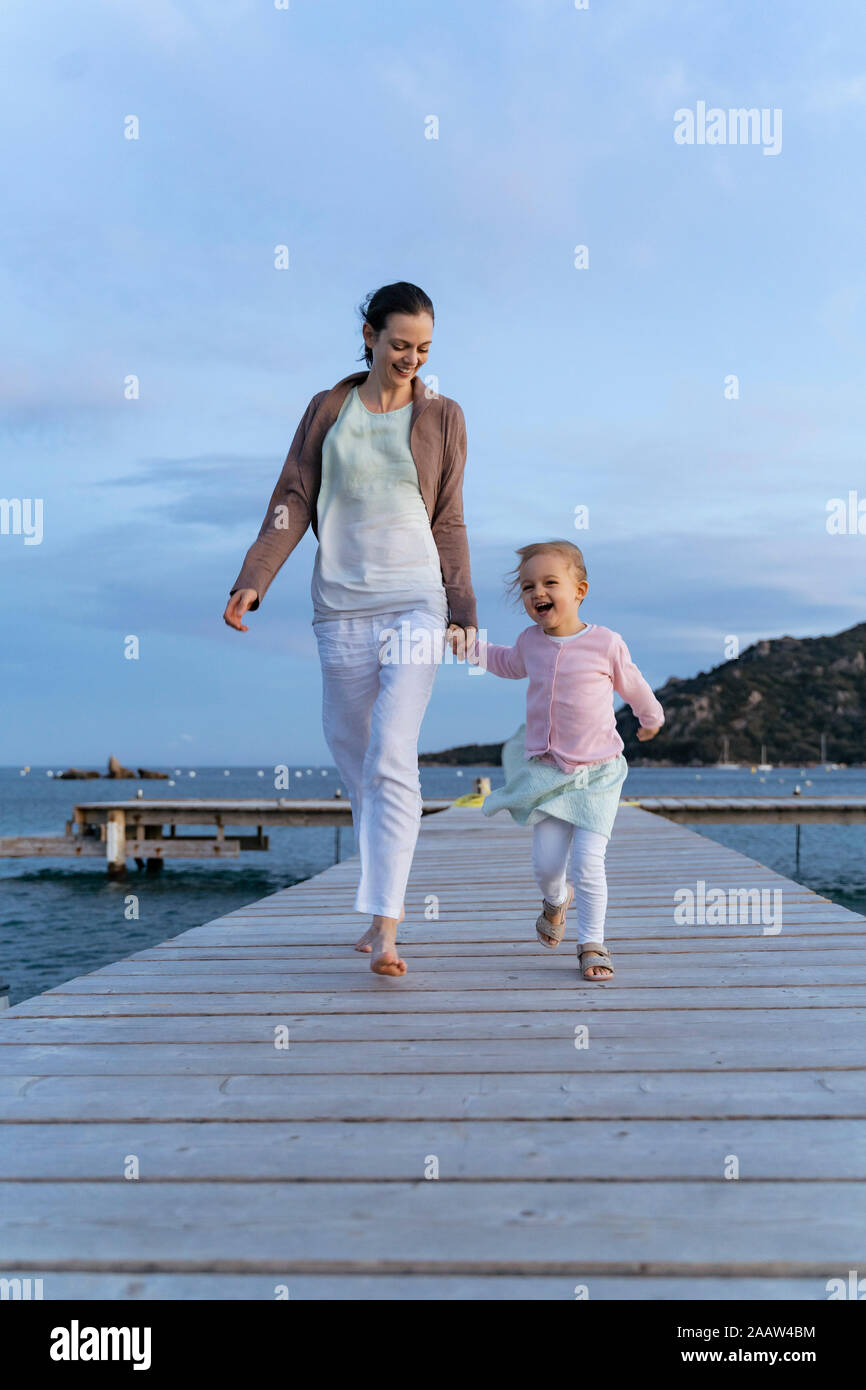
314, 606, 445, 919
531, 815, 609, 945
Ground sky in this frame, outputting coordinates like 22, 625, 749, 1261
2, 0, 865, 765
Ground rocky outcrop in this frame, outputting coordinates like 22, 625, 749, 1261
107, 755, 136, 779
55, 760, 169, 779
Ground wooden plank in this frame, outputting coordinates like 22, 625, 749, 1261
1, 1029, 865, 1072
1, 1118, 863, 1180
0, 835, 326, 860
186, 890, 852, 905
2, 1006, 865, 1046
8, 986, 866, 1016
10, 986, 866, 1019
1, 1179, 864, 1271
0, 837, 107, 858
158, 921, 866, 940
37, 964, 866, 992
84, 946, 866, 973
2, 1069, 864, 1122
4, 1271, 832, 1300
176, 910, 861, 930
132, 936, 866, 956
132, 903, 855, 923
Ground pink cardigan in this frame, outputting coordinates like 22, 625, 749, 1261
477, 622, 665, 772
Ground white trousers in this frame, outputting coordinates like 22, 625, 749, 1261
531, 814, 609, 945
314, 607, 445, 919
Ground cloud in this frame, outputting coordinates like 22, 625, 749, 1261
92, 453, 288, 526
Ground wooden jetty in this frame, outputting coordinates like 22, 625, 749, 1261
0, 801, 865, 1299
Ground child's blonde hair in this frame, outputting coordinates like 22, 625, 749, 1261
505, 539, 588, 607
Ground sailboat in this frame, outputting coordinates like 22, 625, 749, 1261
758, 743, 772, 772
717, 736, 741, 770
820, 733, 841, 771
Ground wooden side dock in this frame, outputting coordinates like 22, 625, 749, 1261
1, 802, 865, 1300
0, 797, 453, 871
632, 796, 866, 824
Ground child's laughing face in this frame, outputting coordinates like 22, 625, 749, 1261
519, 552, 589, 635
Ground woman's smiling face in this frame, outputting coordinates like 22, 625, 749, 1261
364, 311, 433, 388
520, 551, 588, 630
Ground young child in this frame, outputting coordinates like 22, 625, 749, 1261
468, 540, 664, 980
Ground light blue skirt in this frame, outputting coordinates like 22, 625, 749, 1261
481, 724, 628, 839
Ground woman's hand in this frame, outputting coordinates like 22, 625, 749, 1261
636, 724, 662, 741
445, 623, 477, 660
223, 589, 258, 632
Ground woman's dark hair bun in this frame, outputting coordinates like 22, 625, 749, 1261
358, 282, 434, 366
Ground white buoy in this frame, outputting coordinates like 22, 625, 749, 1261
136, 789, 143, 798
47, 770, 54, 777
189, 770, 196, 778
257, 770, 264, 777
168, 779, 175, 787
224, 770, 230, 776
456, 770, 463, 777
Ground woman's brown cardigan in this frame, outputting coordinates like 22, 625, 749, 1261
230, 371, 477, 629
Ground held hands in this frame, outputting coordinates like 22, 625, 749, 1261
636, 725, 662, 741
445, 624, 478, 661
223, 589, 258, 632
224, 606, 479, 647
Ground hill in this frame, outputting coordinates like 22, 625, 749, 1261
616, 620, 866, 764
418, 742, 503, 766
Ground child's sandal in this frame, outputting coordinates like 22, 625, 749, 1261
578, 944, 614, 980
535, 885, 574, 949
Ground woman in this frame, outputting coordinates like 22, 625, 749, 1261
223, 282, 477, 976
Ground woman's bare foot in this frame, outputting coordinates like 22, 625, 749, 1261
355, 906, 404, 953
366, 916, 407, 977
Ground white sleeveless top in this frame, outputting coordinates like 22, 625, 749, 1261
310, 387, 448, 623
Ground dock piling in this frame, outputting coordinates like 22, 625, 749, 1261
105, 809, 126, 877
